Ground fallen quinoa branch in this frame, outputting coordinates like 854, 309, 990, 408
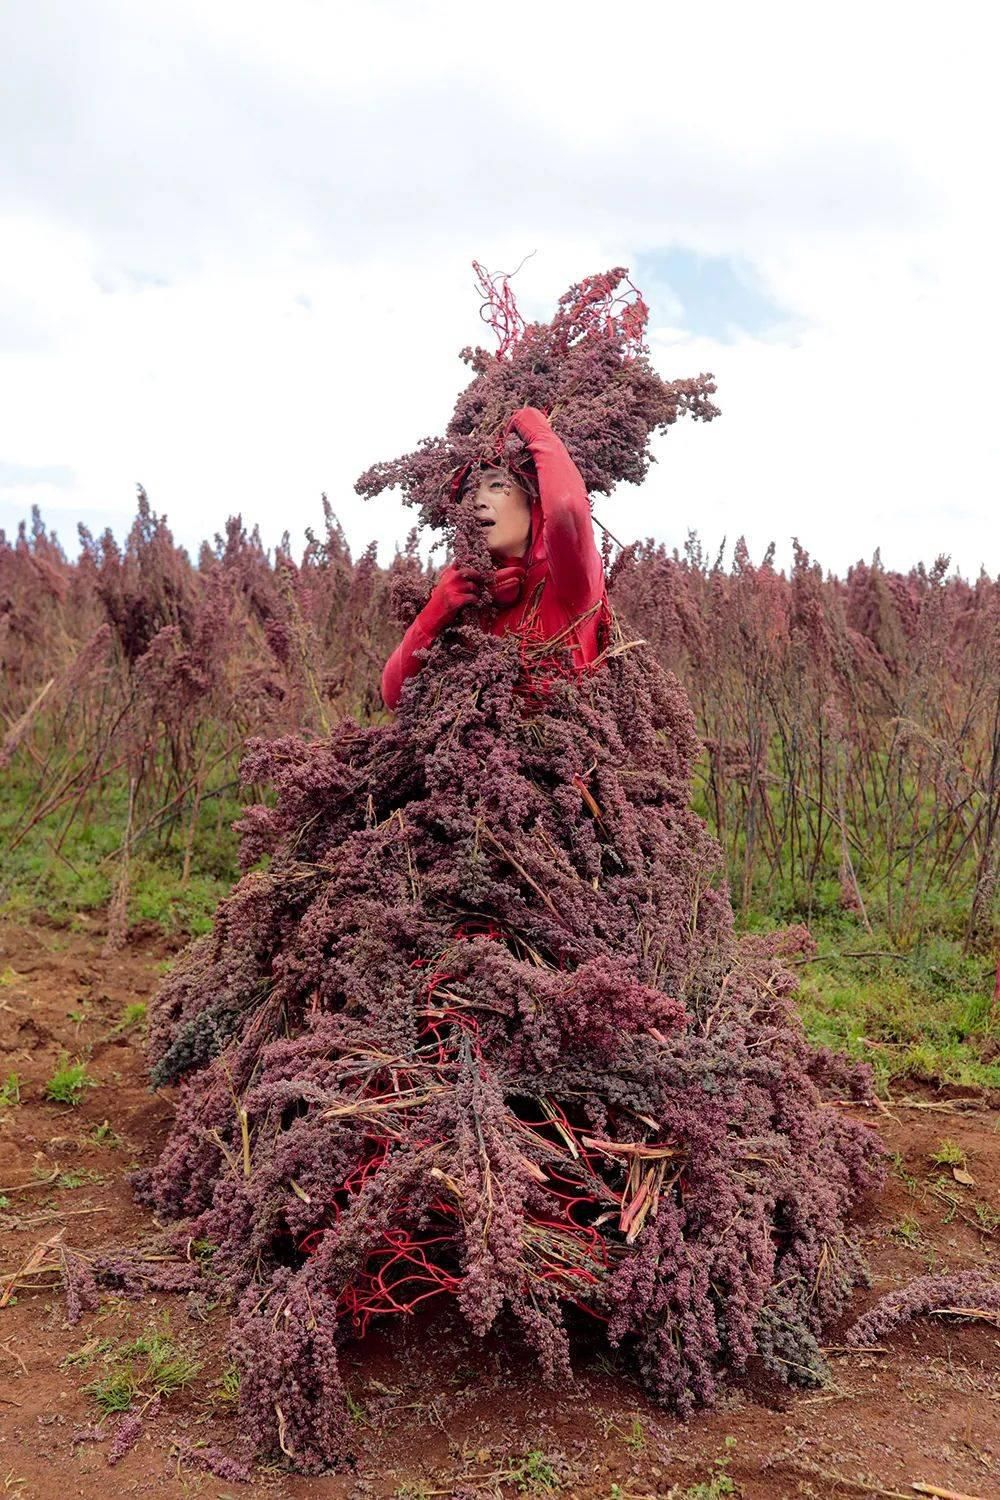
134, 266, 887, 1473
845, 1271, 1000, 1346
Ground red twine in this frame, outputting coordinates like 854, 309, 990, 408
472, 258, 528, 360
297, 927, 645, 1332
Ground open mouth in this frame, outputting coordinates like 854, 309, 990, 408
476, 519, 495, 530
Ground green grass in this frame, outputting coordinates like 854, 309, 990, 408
508, 1450, 563, 1493
211, 1362, 240, 1406
889, 1213, 924, 1248
84, 1363, 139, 1414
667, 1437, 739, 1498
345, 1390, 369, 1426
621, 1417, 645, 1453
784, 920, 1000, 1093
690, 740, 995, 947
974, 1201, 1000, 1233
603, 1415, 646, 1452
0, 1072, 22, 1109
61, 1336, 115, 1370
110, 1000, 148, 1035
44, 1056, 96, 1106
0, 764, 243, 937
123, 1323, 201, 1395
82, 1317, 201, 1415
929, 1137, 968, 1168
55, 1167, 106, 1190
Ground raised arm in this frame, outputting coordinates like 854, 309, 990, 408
509, 407, 604, 615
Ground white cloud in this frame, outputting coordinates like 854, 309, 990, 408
1, 0, 997, 574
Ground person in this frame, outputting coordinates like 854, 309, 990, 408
381, 406, 612, 711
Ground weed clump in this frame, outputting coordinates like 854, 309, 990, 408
111, 1000, 148, 1035
71, 1316, 201, 1468
44, 1056, 95, 1106
0, 1071, 22, 1108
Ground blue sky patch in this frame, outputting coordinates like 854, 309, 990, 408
634, 248, 789, 341
0, 459, 76, 487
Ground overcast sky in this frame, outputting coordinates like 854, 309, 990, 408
2, 0, 997, 576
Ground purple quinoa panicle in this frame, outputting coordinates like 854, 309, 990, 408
846, 1271, 1000, 1348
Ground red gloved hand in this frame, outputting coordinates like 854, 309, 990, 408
418, 563, 483, 637
381, 561, 523, 712
489, 564, 525, 609
507, 405, 550, 442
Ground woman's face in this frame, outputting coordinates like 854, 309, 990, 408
463, 467, 533, 559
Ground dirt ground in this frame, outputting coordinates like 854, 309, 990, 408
1, 916, 998, 1500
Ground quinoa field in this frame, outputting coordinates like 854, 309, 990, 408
2, 487, 998, 1497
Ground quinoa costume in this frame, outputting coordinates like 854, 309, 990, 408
140, 267, 886, 1472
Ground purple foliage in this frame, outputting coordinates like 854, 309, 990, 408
141, 610, 886, 1471
71, 1425, 106, 1445
50, 1244, 202, 1329
170, 1437, 253, 1482
62, 1247, 101, 1326
846, 1271, 1000, 1347
108, 1397, 160, 1466
91, 1250, 203, 1300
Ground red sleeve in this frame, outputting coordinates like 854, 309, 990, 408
510, 407, 605, 616
381, 614, 435, 712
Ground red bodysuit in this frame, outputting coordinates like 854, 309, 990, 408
381, 409, 612, 712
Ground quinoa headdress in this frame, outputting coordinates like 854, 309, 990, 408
355, 262, 720, 560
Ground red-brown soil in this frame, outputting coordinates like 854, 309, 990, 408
1, 917, 998, 1500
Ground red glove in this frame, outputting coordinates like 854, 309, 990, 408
420, 563, 483, 634
507, 405, 551, 443
381, 564, 527, 712
413, 561, 525, 639
381, 564, 483, 711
